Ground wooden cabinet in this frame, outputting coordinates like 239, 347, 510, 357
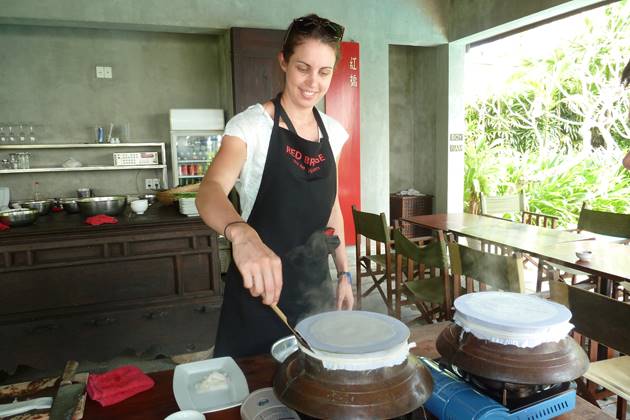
0, 205, 222, 371
231, 27, 285, 114
390, 194, 433, 237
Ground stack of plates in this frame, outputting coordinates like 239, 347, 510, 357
179, 197, 199, 217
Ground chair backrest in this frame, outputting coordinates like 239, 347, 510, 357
393, 229, 448, 269
577, 203, 630, 239
394, 229, 451, 319
448, 241, 525, 293
479, 192, 526, 217
550, 281, 630, 355
352, 205, 390, 243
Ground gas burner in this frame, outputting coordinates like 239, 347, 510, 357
448, 363, 570, 409
422, 358, 578, 420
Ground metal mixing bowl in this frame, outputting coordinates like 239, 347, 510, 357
0, 208, 39, 227
59, 198, 80, 213
77, 196, 127, 216
22, 200, 53, 215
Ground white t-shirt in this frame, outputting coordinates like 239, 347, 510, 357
224, 103, 349, 221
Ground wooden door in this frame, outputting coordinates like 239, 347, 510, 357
231, 27, 285, 114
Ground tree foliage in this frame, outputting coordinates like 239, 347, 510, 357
465, 2, 630, 226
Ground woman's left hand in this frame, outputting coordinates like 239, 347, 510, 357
336, 276, 354, 310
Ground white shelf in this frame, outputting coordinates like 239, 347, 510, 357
0, 142, 164, 149
0, 142, 170, 188
0, 165, 166, 174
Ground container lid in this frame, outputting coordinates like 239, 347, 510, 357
296, 310, 409, 354
453, 291, 574, 348
295, 311, 411, 371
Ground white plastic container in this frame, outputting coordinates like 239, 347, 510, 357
240, 387, 299, 420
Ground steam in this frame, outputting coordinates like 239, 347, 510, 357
282, 229, 340, 324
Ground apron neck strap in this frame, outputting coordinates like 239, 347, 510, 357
272, 93, 328, 139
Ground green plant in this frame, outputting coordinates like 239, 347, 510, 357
464, 2, 630, 226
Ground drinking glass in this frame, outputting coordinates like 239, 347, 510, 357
8, 126, 15, 142
0, 126, 6, 143
29, 126, 36, 143
18, 125, 26, 142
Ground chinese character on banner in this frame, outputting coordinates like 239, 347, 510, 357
349, 74, 358, 88
349, 56, 357, 70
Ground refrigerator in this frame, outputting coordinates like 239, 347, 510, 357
169, 109, 224, 187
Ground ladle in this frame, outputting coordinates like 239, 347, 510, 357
270, 304, 313, 352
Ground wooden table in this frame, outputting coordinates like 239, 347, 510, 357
402, 213, 630, 283
83, 323, 611, 419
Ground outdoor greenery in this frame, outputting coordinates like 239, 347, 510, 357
465, 1, 630, 227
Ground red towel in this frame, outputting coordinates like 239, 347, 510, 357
0, 222, 9, 231
87, 365, 154, 407
85, 214, 118, 226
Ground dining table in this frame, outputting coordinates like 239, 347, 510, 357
401, 213, 630, 284
82, 322, 612, 419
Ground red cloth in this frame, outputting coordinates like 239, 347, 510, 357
85, 214, 118, 226
87, 365, 154, 407
0, 222, 9, 231
51, 206, 64, 213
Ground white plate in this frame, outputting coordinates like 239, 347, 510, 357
173, 357, 249, 413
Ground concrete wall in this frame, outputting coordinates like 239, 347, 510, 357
389, 46, 437, 200
0, 25, 224, 199
0, 0, 448, 213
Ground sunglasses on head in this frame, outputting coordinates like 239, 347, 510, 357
283, 16, 345, 47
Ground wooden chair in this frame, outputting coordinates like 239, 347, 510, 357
352, 205, 396, 313
479, 192, 558, 269
393, 229, 451, 323
479, 191, 558, 228
448, 240, 525, 296
539, 203, 630, 295
549, 281, 630, 419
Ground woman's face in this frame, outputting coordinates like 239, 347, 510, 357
280, 38, 337, 109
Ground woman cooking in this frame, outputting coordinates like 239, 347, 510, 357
196, 14, 354, 358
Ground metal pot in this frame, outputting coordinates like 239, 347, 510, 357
77, 196, 127, 216
0, 208, 39, 227
22, 200, 53, 215
59, 198, 80, 213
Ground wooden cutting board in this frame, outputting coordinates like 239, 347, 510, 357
0, 372, 88, 419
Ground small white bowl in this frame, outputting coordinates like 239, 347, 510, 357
164, 410, 205, 420
576, 251, 593, 262
130, 199, 149, 214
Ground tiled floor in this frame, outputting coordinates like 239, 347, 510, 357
1, 244, 625, 418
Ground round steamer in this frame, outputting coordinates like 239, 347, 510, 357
273, 310, 433, 419
437, 292, 589, 385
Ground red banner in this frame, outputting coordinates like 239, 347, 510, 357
326, 42, 360, 245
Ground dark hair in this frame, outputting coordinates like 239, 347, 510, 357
281, 14, 344, 63
622, 58, 630, 87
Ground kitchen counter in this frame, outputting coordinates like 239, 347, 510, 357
0, 202, 224, 372
0, 202, 203, 242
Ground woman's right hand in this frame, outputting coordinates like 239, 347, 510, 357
227, 222, 283, 306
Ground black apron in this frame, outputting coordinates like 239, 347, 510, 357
214, 96, 337, 358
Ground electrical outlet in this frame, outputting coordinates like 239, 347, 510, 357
144, 179, 153, 190
103, 66, 112, 79
151, 179, 160, 190
95, 66, 112, 79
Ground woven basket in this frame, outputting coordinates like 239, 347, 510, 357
156, 183, 200, 206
